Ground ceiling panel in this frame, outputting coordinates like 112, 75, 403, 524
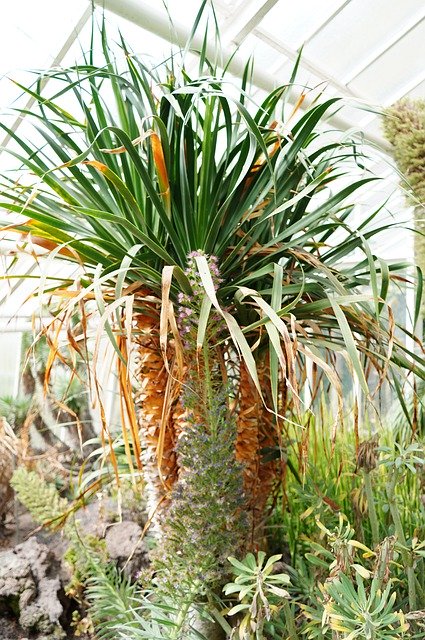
258, 0, 347, 50
0, 0, 87, 77
349, 21, 425, 103
236, 33, 290, 72
304, 0, 424, 83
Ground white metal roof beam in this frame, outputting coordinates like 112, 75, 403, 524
223, 0, 280, 45
92, 0, 390, 151
253, 27, 364, 100
302, 0, 353, 45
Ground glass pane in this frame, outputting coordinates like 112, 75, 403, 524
259, 0, 346, 49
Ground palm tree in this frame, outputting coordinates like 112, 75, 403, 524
1, 12, 423, 551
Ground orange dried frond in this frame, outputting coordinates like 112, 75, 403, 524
44, 477, 105, 531
99, 132, 148, 155
3, 222, 77, 259
43, 322, 63, 395
94, 372, 120, 484
27, 235, 76, 257
150, 132, 170, 214
83, 160, 109, 173
54, 397, 84, 451
288, 92, 306, 121
156, 358, 181, 480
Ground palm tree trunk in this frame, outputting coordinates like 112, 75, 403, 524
236, 360, 260, 503
236, 360, 279, 547
133, 312, 179, 533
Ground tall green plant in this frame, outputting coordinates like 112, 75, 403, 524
1, 3, 425, 634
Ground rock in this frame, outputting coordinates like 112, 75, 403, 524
74, 497, 117, 538
74, 501, 106, 539
0, 615, 27, 640
105, 521, 148, 576
192, 615, 226, 640
0, 537, 65, 639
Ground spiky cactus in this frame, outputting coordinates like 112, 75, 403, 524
152, 253, 247, 638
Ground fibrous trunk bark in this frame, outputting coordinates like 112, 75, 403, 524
133, 311, 281, 547
236, 360, 279, 547
133, 311, 179, 532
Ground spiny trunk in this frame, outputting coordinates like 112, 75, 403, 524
236, 360, 279, 547
133, 312, 179, 533
236, 361, 260, 502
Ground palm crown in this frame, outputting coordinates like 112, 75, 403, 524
1, 15, 423, 515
